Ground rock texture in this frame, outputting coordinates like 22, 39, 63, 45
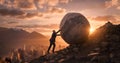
60, 13, 90, 44
30, 22, 120, 63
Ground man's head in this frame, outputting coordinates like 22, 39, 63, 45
53, 30, 56, 33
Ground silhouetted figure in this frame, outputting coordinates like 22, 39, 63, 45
47, 30, 60, 53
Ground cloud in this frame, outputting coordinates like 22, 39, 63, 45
16, 0, 36, 10
16, 24, 59, 29
0, 5, 25, 16
0, 5, 65, 19
0, 0, 36, 10
0, 4, 42, 19
16, 24, 60, 33
17, 12, 43, 19
46, 7, 66, 13
24, 12, 39, 18
0, 0, 69, 18
117, 6, 120, 9
25, 28, 52, 32
34, 0, 45, 9
59, 0, 69, 4
48, 0, 70, 6
105, 0, 120, 9
7, 21, 19, 24
91, 15, 117, 22
48, 0, 59, 6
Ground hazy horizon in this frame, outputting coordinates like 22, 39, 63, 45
0, 0, 119, 36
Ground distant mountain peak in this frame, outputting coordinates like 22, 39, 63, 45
104, 21, 113, 27
31, 31, 39, 34
0, 27, 46, 39
97, 21, 113, 31
10, 28, 23, 31
30, 31, 46, 38
0, 27, 8, 31
0, 27, 48, 57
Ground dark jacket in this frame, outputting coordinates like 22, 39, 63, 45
49, 32, 57, 43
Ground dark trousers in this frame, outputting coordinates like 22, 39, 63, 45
47, 42, 56, 53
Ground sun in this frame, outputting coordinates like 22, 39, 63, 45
90, 28, 95, 34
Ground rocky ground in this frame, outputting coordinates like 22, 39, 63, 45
30, 22, 120, 63
30, 43, 120, 63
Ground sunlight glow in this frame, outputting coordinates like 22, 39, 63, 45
90, 28, 95, 34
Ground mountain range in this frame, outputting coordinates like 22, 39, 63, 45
0, 27, 48, 57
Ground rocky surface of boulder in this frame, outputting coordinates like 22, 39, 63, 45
60, 13, 90, 45
30, 22, 120, 63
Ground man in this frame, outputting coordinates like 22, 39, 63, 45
47, 30, 60, 53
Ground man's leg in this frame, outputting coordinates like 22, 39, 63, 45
47, 43, 52, 53
52, 42, 56, 53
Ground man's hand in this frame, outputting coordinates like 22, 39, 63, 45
56, 29, 61, 33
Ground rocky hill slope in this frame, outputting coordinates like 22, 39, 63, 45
30, 22, 120, 63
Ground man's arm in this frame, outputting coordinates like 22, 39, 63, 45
56, 29, 61, 33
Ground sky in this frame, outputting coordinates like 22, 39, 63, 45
0, 0, 120, 36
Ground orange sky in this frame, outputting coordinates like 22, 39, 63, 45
0, 0, 120, 36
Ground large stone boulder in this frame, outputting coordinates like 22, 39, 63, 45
60, 13, 90, 45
